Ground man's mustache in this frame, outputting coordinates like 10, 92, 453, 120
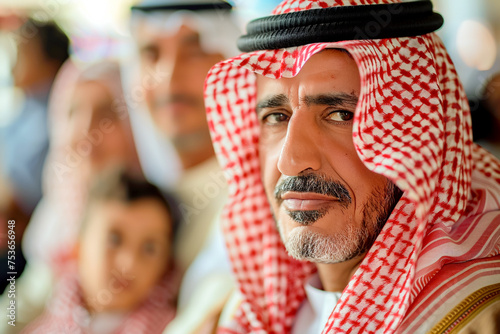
274, 173, 352, 208
153, 94, 202, 109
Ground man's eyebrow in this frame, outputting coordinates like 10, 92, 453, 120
302, 93, 359, 108
182, 32, 201, 45
256, 94, 289, 114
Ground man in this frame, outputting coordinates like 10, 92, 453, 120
128, 1, 239, 332
0, 18, 69, 294
129, 0, 239, 272
3, 18, 69, 215
204, 0, 500, 333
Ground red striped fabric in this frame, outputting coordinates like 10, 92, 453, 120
204, 0, 500, 333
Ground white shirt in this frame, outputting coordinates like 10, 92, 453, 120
173, 156, 228, 271
292, 274, 342, 334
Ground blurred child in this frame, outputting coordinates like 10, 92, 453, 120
22, 170, 180, 334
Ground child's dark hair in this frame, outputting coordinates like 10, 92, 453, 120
85, 168, 181, 241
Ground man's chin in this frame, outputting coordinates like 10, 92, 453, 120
282, 225, 320, 261
281, 224, 365, 264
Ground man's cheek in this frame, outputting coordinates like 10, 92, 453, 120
258, 146, 268, 182
261, 162, 274, 197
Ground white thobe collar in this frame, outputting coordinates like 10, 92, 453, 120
292, 273, 342, 334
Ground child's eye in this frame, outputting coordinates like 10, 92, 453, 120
108, 231, 122, 248
143, 241, 157, 255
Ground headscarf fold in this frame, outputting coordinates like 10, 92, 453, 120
204, 0, 500, 333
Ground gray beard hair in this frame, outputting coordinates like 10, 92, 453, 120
284, 224, 370, 264
278, 181, 402, 264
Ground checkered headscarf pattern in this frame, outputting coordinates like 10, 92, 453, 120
204, 0, 500, 333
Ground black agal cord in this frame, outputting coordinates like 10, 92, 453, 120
238, 1, 443, 52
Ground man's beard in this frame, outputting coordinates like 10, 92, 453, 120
273, 173, 403, 264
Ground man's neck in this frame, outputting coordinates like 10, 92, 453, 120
315, 253, 366, 293
177, 143, 215, 170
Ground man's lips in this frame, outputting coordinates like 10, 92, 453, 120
155, 102, 193, 117
281, 191, 338, 211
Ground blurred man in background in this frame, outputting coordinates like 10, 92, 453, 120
128, 1, 240, 332
3, 18, 69, 216
129, 0, 238, 270
0, 18, 69, 293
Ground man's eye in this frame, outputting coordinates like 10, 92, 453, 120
327, 111, 354, 122
262, 113, 289, 125
140, 48, 159, 64
108, 231, 122, 248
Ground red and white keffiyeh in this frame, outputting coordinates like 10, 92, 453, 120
21, 264, 180, 334
204, 0, 500, 333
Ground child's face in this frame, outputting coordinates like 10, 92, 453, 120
78, 199, 172, 313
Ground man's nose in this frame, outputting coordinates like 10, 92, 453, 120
69, 110, 92, 148
277, 113, 322, 176
156, 52, 184, 91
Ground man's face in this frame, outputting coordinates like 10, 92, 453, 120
257, 50, 402, 264
78, 199, 171, 312
12, 36, 53, 90
136, 23, 224, 148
